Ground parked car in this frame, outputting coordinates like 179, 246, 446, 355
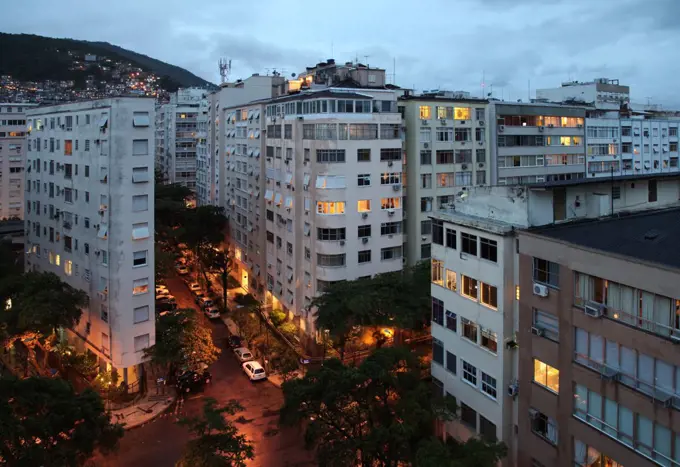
176, 369, 212, 393
156, 285, 169, 294
227, 335, 242, 349
199, 297, 214, 310
175, 264, 189, 275
155, 291, 171, 301
204, 307, 220, 319
157, 295, 176, 304
242, 361, 267, 381
157, 301, 178, 315
233, 347, 254, 363
188, 283, 201, 293
193, 290, 206, 304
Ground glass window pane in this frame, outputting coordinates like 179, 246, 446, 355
618, 405, 634, 447
654, 424, 672, 465
603, 398, 617, 438
587, 391, 602, 430
637, 415, 654, 456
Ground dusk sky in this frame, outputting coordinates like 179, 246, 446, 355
3, 0, 679, 106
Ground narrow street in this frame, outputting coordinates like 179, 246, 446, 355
94, 275, 314, 467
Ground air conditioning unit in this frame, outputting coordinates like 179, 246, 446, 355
538, 126, 545, 132
362, 212, 368, 219
339, 240, 345, 246
548, 124, 554, 128
388, 161, 394, 167
440, 119, 447, 124
584, 302, 605, 318
461, 164, 468, 170
653, 389, 674, 408
387, 209, 395, 216
498, 125, 505, 132
362, 237, 369, 244
507, 383, 519, 398
478, 120, 485, 126
532, 283, 549, 297
530, 326, 544, 337
392, 184, 401, 191
421, 120, 429, 125
478, 163, 484, 168
577, 124, 583, 128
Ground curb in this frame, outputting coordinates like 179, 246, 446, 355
121, 396, 177, 431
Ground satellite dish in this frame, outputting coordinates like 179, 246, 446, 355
291, 73, 296, 77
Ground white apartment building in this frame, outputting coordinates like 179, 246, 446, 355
261, 86, 404, 340
0, 103, 35, 219
196, 91, 219, 206
24, 98, 156, 387
156, 88, 206, 189
536, 78, 630, 110
400, 93, 489, 264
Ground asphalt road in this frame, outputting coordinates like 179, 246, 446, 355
93, 275, 315, 467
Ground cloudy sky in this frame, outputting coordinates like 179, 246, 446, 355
3, 0, 679, 106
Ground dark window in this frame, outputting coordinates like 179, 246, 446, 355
461, 233, 477, 255
479, 416, 497, 442
380, 148, 401, 161
432, 297, 444, 325
357, 149, 371, 162
432, 338, 444, 365
432, 220, 444, 245
357, 225, 371, 238
436, 150, 454, 164
446, 229, 456, 249
421, 220, 432, 235
446, 351, 456, 374
445, 310, 457, 332
317, 228, 346, 241
266, 231, 274, 243
420, 243, 431, 259
284, 124, 292, 139
420, 150, 432, 165
648, 179, 657, 202
358, 250, 371, 264
266, 210, 274, 221
533, 258, 559, 287
460, 403, 477, 430
480, 237, 497, 262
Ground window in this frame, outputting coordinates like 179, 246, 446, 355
431, 259, 443, 286
132, 139, 149, 156
461, 233, 477, 255
432, 338, 444, 365
134, 306, 150, 324
132, 167, 149, 183
431, 221, 443, 246
419, 105, 431, 119
454, 107, 471, 120
134, 334, 150, 352
381, 198, 400, 210
357, 149, 371, 162
316, 175, 346, 189
381, 222, 402, 236
445, 270, 457, 292
421, 220, 432, 235
132, 112, 150, 127
445, 310, 457, 331
317, 201, 345, 215
357, 174, 371, 186
64, 140, 73, 156
432, 297, 444, 326
533, 309, 559, 341
132, 194, 148, 212
420, 173, 432, 189
132, 278, 149, 295
380, 148, 401, 161
455, 171, 472, 186
358, 250, 371, 264
421, 243, 431, 259
462, 275, 478, 300
436, 150, 454, 164
531, 410, 558, 445
481, 283, 498, 309
316, 149, 345, 163
460, 403, 477, 430
533, 359, 559, 393
420, 150, 432, 165
284, 124, 292, 139
480, 237, 497, 262
380, 124, 400, 139
357, 225, 371, 238
533, 258, 559, 287
381, 246, 402, 261
481, 372, 497, 399
64, 260, 73, 276
317, 228, 346, 241
461, 317, 478, 343
132, 222, 150, 240
479, 416, 496, 442
380, 172, 401, 185
462, 360, 477, 386
445, 229, 456, 249
133, 250, 148, 267
446, 351, 456, 374
317, 254, 345, 267
357, 200, 371, 212
436, 127, 453, 142
420, 197, 432, 212
481, 328, 497, 354
349, 123, 378, 140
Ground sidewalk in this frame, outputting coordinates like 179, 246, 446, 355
110, 390, 175, 430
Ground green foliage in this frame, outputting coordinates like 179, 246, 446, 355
144, 309, 220, 372
176, 398, 254, 467
60, 349, 98, 378
154, 180, 192, 242
181, 205, 228, 250
414, 436, 508, 467
269, 309, 287, 327
280, 347, 505, 467
0, 376, 124, 466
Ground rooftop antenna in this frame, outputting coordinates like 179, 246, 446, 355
218, 58, 231, 84
364, 55, 370, 67
481, 70, 485, 98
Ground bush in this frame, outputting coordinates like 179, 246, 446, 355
61, 349, 99, 378
279, 322, 297, 340
270, 309, 286, 327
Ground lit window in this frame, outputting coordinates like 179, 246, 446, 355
445, 270, 456, 291
454, 107, 471, 120
481, 282, 498, 309
380, 197, 400, 210
64, 140, 73, 156
533, 359, 559, 393
64, 260, 73, 276
357, 200, 371, 212
481, 328, 497, 354
55, 254, 61, 266
419, 105, 431, 120
133, 278, 149, 295
431, 259, 443, 286
317, 201, 345, 215
461, 275, 478, 300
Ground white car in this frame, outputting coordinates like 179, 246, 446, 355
188, 283, 201, 293
156, 285, 169, 294
242, 361, 267, 381
204, 307, 220, 319
233, 347, 254, 363
199, 297, 214, 310
175, 265, 189, 275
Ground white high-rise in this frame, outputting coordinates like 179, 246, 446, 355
24, 98, 156, 387
0, 103, 36, 219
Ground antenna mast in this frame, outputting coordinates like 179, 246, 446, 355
218, 58, 232, 84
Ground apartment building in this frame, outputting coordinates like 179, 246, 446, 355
518, 208, 680, 467
24, 98, 156, 387
537, 78, 630, 110
0, 103, 35, 219
196, 91, 218, 206
156, 88, 206, 189
430, 210, 516, 463
490, 102, 587, 185
400, 92, 489, 264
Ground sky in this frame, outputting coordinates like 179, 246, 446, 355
3, 0, 680, 107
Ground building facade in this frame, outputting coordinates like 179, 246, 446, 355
24, 98, 156, 385
518, 208, 680, 467
400, 94, 490, 264
196, 92, 218, 206
0, 104, 34, 219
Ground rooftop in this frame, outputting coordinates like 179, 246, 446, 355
527, 207, 680, 270
529, 171, 680, 189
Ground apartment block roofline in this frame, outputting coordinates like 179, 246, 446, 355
429, 209, 519, 236
525, 206, 680, 271
25, 96, 155, 113
222, 89, 379, 111
399, 95, 489, 105
527, 172, 680, 190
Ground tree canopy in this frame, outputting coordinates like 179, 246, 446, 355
176, 398, 254, 467
0, 376, 124, 466
280, 347, 506, 467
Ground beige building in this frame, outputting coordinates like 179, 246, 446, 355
518, 207, 680, 467
0, 103, 35, 219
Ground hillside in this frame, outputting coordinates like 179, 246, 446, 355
0, 33, 216, 91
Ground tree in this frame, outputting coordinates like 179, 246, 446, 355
414, 436, 508, 467
0, 376, 124, 466
198, 246, 231, 313
154, 176, 191, 242
177, 397, 254, 467
280, 347, 506, 467
144, 309, 220, 376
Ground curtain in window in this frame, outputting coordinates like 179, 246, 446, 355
574, 384, 588, 418
619, 285, 637, 326
604, 398, 618, 438
637, 416, 654, 457
573, 440, 586, 465
618, 406, 634, 447
575, 328, 588, 365
605, 339, 619, 370
656, 359, 674, 393
606, 281, 621, 310
655, 424, 672, 463
575, 273, 590, 304
655, 295, 672, 337
546, 419, 558, 444
590, 334, 604, 367
638, 353, 654, 395
620, 346, 637, 387
587, 391, 603, 430
640, 291, 655, 332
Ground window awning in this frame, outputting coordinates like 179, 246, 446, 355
98, 115, 109, 129
264, 190, 274, 201
303, 174, 311, 187
132, 113, 150, 127
254, 129, 260, 139
254, 148, 260, 158
284, 196, 293, 209
97, 224, 108, 239
285, 172, 293, 184
274, 193, 283, 205
132, 223, 150, 240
